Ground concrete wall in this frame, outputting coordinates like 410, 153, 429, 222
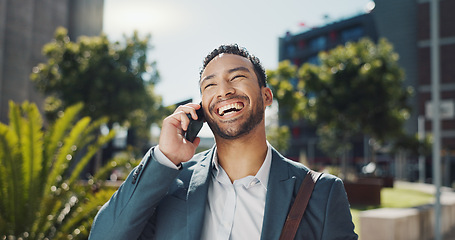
0, 0, 103, 123
0, 0, 6, 104
360, 192, 455, 240
68, 0, 104, 40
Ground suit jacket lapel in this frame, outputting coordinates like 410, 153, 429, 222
261, 149, 298, 240
186, 148, 214, 240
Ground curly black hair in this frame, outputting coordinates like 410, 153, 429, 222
199, 44, 267, 88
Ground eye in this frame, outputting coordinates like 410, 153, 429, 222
231, 75, 246, 81
203, 83, 215, 89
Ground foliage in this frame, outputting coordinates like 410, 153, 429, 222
267, 38, 413, 160
30, 27, 168, 151
267, 60, 300, 120
0, 101, 134, 239
266, 125, 291, 153
316, 124, 353, 160
391, 132, 432, 157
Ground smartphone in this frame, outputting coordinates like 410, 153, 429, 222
184, 103, 205, 142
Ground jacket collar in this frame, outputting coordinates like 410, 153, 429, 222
186, 147, 214, 240
261, 148, 298, 240
185, 146, 298, 240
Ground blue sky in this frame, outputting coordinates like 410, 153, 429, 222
103, 0, 373, 107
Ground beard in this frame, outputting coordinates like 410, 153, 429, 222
206, 94, 265, 140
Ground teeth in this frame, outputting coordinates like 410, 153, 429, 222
218, 103, 243, 116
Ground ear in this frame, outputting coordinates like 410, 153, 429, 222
262, 87, 273, 107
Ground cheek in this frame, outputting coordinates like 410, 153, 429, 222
201, 95, 212, 112
201, 86, 217, 98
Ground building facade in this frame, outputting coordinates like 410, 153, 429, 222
371, 0, 420, 135
416, 0, 455, 151
0, 0, 104, 124
416, 0, 455, 185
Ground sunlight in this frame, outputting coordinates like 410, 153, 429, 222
103, 1, 188, 39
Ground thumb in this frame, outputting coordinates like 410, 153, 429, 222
192, 137, 201, 148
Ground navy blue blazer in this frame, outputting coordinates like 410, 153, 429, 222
89, 146, 357, 240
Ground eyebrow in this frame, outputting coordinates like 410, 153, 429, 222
228, 66, 251, 74
200, 66, 251, 84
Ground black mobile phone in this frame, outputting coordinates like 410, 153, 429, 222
184, 103, 205, 142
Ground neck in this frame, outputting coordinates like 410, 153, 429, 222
214, 124, 268, 182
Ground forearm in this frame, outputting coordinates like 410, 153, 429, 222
89, 148, 181, 240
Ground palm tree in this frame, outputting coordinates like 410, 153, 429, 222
0, 101, 133, 239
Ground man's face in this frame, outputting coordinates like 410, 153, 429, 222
199, 53, 272, 139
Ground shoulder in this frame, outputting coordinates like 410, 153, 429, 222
173, 147, 213, 182
181, 148, 213, 169
271, 147, 341, 186
274, 149, 348, 200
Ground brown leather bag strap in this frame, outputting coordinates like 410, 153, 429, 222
279, 170, 322, 240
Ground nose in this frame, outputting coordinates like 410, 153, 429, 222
217, 80, 235, 98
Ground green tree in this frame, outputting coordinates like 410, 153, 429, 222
266, 125, 291, 153
30, 27, 167, 152
267, 38, 413, 176
0, 101, 137, 239
267, 61, 301, 121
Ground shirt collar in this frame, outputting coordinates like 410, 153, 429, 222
211, 142, 272, 190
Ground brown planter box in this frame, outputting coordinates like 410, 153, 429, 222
381, 176, 394, 188
344, 178, 383, 206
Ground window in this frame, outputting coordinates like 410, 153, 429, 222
340, 26, 364, 43
307, 55, 320, 65
308, 36, 327, 51
298, 39, 306, 49
286, 44, 296, 57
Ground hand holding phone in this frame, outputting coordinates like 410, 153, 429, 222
159, 102, 203, 165
184, 103, 205, 142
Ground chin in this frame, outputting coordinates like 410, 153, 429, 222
207, 99, 265, 141
208, 119, 258, 140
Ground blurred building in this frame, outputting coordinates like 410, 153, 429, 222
0, 0, 104, 124
416, 0, 455, 185
414, 0, 455, 151
278, 0, 455, 183
371, 0, 420, 136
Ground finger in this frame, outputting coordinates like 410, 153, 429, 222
163, 111, 189, 132
170, 111, 191, 131
174, 103, 201, 120
185, 102, 201, 109
174, 103, 200, 112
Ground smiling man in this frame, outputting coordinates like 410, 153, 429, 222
89, 44, 357, 240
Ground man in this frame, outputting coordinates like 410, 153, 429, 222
89, 44, 357, 240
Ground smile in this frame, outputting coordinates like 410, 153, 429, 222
217, 102, 244, 116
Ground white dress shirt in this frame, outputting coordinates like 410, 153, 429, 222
154, 143, 272, 240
